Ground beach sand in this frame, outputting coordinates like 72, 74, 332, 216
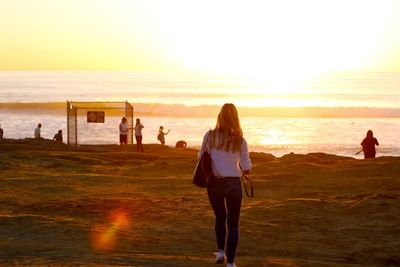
0, 139, 399, 266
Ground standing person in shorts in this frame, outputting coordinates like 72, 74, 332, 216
119, 117, 129, 146
135, 118, 144, 152
198, 103, 252, 267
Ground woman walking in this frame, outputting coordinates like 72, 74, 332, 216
199, 103, 252, 266
135, 118, 144, 152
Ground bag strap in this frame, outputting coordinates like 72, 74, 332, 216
241, 174, 254, 198
204, 129, 212, 153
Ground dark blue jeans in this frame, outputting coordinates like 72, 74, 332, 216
207, 177, 242, 263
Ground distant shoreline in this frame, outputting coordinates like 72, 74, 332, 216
1, 102, 400, 118
0, 138, 356, 161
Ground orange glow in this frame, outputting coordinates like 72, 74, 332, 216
90, 209, 131, 251
1, 0, 400, 75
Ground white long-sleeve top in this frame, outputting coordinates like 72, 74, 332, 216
199, 130, 252, 178
119, 122, 128, 135
34, 127, 41, 138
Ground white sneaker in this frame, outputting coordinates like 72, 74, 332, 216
226, 263, 237, 267
215, 249, 225, 264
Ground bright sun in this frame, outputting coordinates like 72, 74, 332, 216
144, 0, 393, 93
1, 0, 399, 87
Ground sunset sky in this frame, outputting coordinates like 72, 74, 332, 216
1, 0, 400, 77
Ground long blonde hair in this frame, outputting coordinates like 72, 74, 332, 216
211, 103, 243, 152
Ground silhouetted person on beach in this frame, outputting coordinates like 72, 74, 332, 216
361, 130, 379, 159
135, 118, 144, 152
34, 123, 43, 139
175, 140, 187, 148
119, 117, 129, 146
157, 126, 170, 145
53, 130, 63, 143
0, 124, 3, 140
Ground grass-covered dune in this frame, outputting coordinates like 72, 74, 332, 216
1, 139, 399, 266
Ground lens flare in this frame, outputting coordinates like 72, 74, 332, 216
90, 209, 131, 251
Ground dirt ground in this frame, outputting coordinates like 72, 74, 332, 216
1, 139, 399, 266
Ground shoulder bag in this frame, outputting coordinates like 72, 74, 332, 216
192, 131, 213, 188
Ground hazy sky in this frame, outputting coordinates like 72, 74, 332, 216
1, 0, 400, 77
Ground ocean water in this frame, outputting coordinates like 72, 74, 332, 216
1, 71, 400, 107
1, 71, 400, 158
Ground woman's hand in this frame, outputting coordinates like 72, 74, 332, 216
243, 169, 251, 175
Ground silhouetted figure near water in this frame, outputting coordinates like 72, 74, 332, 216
157, 126, 170, 145
119, 117, 130, 146
175, 140, 187, 148
34, 123, 43, 139
135, 118, 144, 152
361, 130, 379, 159
53, 130, 63, 143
